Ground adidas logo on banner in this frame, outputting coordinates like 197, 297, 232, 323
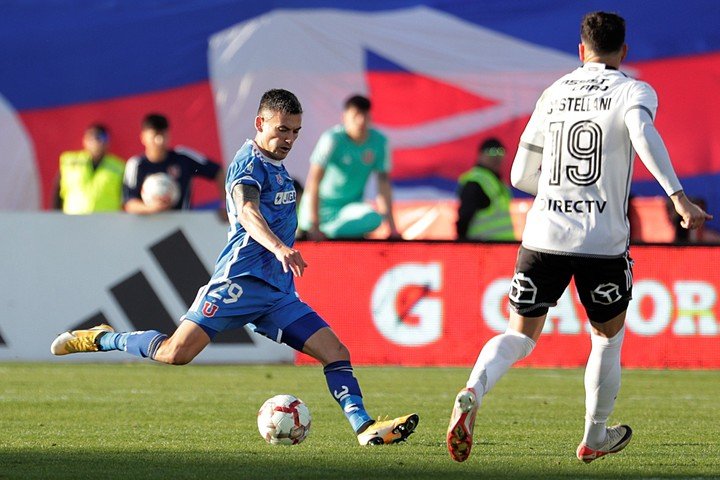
70, 229, 254, 345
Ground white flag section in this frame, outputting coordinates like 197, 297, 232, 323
0, 95, 40, 210
208, 6, 577, 183
0, 213, 293, 363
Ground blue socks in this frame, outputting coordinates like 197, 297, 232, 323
323, 361, 373, 433
98, 332, 127, 351
98, 330, 167, 359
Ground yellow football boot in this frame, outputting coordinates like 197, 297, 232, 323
357, 413, 419, 445
50, 324, 114, 355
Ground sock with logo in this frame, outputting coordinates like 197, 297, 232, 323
582, 326, 625, 447
323, 360, 373, 433
99, 330, 167, 359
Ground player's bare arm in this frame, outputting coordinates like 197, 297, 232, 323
232, 183, 307, 277
124, 196, 172, 214
303, 163, 326, 240
376, 171, 400, 238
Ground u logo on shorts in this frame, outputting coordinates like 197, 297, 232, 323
202, 301, 219, 317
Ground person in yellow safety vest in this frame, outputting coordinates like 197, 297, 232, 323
53, 124, 125, 214
456, 138, 515, 241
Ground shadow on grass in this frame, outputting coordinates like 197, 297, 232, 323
1, 449, 718, 480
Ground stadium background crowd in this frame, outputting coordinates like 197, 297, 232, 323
1, 0, 718, 244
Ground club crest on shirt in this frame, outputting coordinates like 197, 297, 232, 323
275, 173, 284, 185
362, 150, 375, 165
167, 164, 182, 179
242, 161, 254, 175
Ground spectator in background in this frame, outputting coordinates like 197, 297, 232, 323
456, 138, 515, 241
53, 124, 125, 214
123, 113, 225, 214
298, 95, 400, 239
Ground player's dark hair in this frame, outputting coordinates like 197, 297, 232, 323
86, 123, 109, 142
257, 89, 303, 116
344, 95, 371, 113
142, 113, 169, 132
581, 12, 625, 54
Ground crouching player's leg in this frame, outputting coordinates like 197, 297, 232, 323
255, 296, 418, 445
50, 320, 210, 365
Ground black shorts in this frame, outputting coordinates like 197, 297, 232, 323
508, 246, 634, 323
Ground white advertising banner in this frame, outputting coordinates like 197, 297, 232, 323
0, 212, 294, 363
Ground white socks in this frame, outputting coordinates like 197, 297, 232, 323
466, 329, 536, 399
582, 326, 625, 447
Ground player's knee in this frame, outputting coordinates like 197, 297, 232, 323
335, 341, 351, 361
318, 340, 350, 365
157, 343, 196, 365
504, 329, 536, 360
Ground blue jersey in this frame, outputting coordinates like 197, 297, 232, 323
211, 140, 297, 293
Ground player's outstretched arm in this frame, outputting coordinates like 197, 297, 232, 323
232, 183, 307, 277
625, 107, 712, 230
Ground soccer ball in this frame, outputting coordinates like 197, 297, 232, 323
141, 172, 180, 206
257, 394, 311, 445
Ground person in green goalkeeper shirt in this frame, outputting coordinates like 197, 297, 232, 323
298, 95, 400, 240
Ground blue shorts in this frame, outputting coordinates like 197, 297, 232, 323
183, 276, 327, 349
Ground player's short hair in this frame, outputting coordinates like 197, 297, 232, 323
581, 12, 626, 54
142, 113, 169, 132
257, 89, 303, 116
86, 123, 109, 142
344, 95, 371, 113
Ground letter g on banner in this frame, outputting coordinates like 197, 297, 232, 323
370, 262, 442, 347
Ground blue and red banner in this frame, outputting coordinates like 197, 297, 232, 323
1, 1, 718, 226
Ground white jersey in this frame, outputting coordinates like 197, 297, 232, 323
516, 62, 681, 257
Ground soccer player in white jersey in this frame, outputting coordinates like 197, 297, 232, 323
447, 12, 712, 463
51, 89, 418, 446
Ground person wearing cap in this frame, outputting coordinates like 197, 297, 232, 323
456, 138, 515, 241
53, 123, 125, 214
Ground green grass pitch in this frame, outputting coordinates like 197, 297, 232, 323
1, 364, 718, 479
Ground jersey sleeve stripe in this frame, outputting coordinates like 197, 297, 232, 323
520, 141, 543, 153
237, 176, 261, 190
625, 105, 654, 121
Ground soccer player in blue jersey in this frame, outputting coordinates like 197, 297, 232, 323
51, 89, 418, 446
